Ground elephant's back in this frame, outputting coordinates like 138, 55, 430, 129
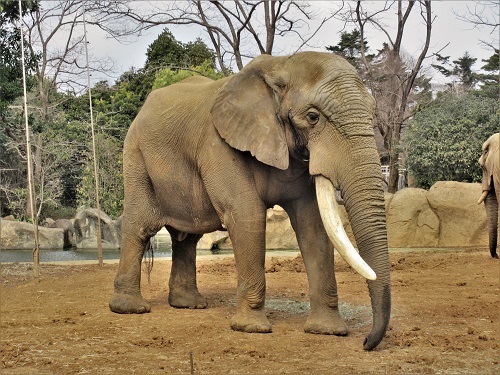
125, 76, 226, 148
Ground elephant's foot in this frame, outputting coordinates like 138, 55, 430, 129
231, 307, 272, 333
109, 293, 151, 314
304, 309, 348, 336
168, 289, 208, 309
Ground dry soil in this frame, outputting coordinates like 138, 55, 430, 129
1, 248, 498, 374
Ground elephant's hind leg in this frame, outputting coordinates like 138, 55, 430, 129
168, 229, 207, 309
109, 151, 163, 314
109, 230, 152, 314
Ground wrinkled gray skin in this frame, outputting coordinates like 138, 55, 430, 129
109, 52, 391, 350
479, 133, 499, 258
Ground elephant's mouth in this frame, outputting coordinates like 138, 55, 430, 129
314, 175, 377, 280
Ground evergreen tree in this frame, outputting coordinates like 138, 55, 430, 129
477, 49, 499, 98
432, 51, 479, 92
326, 30, 373, 68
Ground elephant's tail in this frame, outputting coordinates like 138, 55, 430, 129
144, 239, 154, 285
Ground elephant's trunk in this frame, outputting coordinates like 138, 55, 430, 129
341, 171, 391, 350
484, 187, 498, 258
313, 144, 391, 350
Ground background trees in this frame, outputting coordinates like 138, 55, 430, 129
1, 0, 497, 222
404, 92, 498, 189
98, 0, 343, 75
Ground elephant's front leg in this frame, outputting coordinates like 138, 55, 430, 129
225, 205, 271, 333
167, 229, 207, 308
283, 198, 348, 336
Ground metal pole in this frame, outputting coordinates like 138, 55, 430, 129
83, 5, 103, 266
18, 0, 40, 278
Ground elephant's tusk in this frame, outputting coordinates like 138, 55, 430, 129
315, 175, 377, 281
477, 190, 489, 205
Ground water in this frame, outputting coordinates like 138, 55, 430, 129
0, 248, 173, 263
0, 232, 175, 263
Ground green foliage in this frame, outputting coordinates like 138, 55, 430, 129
325, 30, 374, 68
2, 19, 221, 220
76, 134, 124, 219
5, 187, 28, 220
404, 92, 499, 189
477, 49, 499, 98
432, 51, 487, 91
152, 60, 225, 90
146, 28, 216, 70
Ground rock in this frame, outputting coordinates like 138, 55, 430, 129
387, 188, 440, 247
46, 218, 76, 249
73, 209, 120, 249
197, 206, 299, 250
266, 206, 299, 249
0, 219, 64, 249
3, 215, 15, 221
427, 181, 488, 247
195, 183, 488, 250
198, 231, 232, 250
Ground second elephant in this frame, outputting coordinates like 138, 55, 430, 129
478, 133, 499, 258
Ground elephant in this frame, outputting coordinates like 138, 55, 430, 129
478, 133, 499, 258
109, 51, 391, 351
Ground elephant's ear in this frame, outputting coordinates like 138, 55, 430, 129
211, 56, 289, 170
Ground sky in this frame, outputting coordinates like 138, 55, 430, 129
84, 1, 498, 86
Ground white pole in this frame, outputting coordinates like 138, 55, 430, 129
83, 4, 103, 266
18, 0, 40, 278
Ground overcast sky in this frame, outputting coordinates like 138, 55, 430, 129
85, 1, 498, 85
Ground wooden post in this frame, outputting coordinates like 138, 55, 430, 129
83, 5, 103, 266
18, 0, 40, 278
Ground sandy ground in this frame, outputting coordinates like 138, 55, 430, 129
0, 248, 498, 374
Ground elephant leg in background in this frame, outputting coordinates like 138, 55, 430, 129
484, 191, 498, 258
167, 228, 207, 308
283, 196, 349, 336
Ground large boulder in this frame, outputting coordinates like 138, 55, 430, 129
387, 188, 440, 247
0, 219, 64, 249
197, 206, 299, 250
45, 218, 76, 249
73, 209, 120, 249
427, 181, 488, 247
265, 206, 299, 249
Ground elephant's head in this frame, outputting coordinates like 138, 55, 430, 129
212, 52, 390, 350
478, 133, 499, 258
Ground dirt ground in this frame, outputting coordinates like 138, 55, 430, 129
0, 248, 498, 374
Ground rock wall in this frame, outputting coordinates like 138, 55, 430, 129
197, 182, 488, 250
0, 219, 64, 249
0, 182, 489, 251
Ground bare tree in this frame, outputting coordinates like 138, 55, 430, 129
454, 1, 499, 33
340, 1, 433, 193
16, 1, 114, 218
97, 0, 344, 75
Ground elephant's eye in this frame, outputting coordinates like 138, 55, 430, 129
306, 112, 319, 125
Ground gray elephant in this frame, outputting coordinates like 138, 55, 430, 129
478, 133, 499, 258
109, 52, 391, 351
